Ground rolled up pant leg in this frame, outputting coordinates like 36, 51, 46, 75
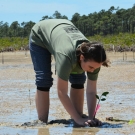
69, 72, 86, 89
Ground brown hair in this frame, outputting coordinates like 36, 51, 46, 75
76, 42, 110, 67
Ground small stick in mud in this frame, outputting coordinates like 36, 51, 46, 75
2, 51, 4, 64
27, 75, 31, 105
29, 89, 31, 105
106, 117, 128, 122
106, 117, 134, 124
25, 50, 27, 57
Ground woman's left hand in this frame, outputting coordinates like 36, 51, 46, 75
84, 118, 102, 127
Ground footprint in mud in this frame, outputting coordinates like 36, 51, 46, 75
17, 120, 47, 128
16, 119, 73, 128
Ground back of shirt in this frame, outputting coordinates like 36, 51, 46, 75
30, 19, 74, 53
30, 19, 99, 81
50, 23, 89, 80
30, 19, 89, 81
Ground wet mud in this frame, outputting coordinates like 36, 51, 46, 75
0, 51, 135, 134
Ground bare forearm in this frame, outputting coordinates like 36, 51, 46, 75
86, 92, 97, 119
57, 77, 83, 125
58, 90, 81, 122
86, 79, 97, 119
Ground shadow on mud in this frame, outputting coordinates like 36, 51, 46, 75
100, 122, 124, 128
19, 119, 124, 129
49, 119, 124, 128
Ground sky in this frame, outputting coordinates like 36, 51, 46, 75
0, 0, 135, 25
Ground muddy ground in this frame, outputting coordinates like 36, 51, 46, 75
0, 51, 135, 135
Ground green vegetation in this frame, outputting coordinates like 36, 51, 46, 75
88, 33, 135, 47
1, 33, 135, 51
0, 5, 135, 51
0, 37, 28, 50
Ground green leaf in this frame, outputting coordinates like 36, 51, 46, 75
128, 120, 134, 125
102, 92, 109, 96
96, 95, 99, 99
101, 98, 106, 101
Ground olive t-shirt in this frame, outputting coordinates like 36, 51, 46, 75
30, 19, 100, 81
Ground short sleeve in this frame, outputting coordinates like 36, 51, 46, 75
87, 67, 100, 81
55, 52, 72, 81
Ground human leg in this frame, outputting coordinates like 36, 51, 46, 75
35, 90, 49, 122
69, 72, 86, 116
29, 42, 53, 123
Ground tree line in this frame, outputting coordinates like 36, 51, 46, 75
71, 5, 135, 36
1, 5, 135, 37
0, 5, 135, 51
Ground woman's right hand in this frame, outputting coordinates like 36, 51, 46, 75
75, 117, 102, 127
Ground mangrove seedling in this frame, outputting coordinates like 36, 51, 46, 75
93, 91, 109, 118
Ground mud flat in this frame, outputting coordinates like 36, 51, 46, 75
0, 51, 135, 134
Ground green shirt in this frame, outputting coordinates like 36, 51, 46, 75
30, 19, 100, 81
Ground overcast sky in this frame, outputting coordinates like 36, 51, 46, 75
0, 0, 135, 25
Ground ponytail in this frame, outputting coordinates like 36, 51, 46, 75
76, 42, 110, 67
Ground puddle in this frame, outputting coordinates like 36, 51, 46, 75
0, 126, 100, 135
0, 127, 38, 135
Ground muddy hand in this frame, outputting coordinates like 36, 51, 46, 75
85, 118, 102, 127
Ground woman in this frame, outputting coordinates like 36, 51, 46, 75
29, 19, 109, 127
